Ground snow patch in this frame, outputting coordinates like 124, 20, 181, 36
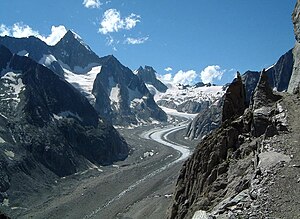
1, 72, 25, 104
110, 86, 120, 103
38, 54, 57, 66
73, 63, 101, 74
53, 111, 83, 122
0, 137, 5, 143
17, 50, 29, 57
4, 150, 15, 158
265, 64, 275, 71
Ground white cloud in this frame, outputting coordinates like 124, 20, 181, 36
0, 23, 67, 46
124, 36, 148, 45
160, 73, 172, 82
158, 70, 197, 85
0, 24, 11, 36
200, 65, 224, 84
99, 9, 140, 34
173, 70, 197, 85
164, 67, 172, 72
11, 23, 39, 38
83, 0, 101, 8
39, 25, 67, 45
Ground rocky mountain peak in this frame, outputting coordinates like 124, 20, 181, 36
136, 65, 168, 93
222, 71, 246, 122
252, 69, 281, 110
53, 30, 100, 72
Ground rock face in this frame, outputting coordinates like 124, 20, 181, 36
0, 31, 166, 125
136, 66, 168, 93
93, 56, 167, 125
243, 49, 293, 104
169, 70, 287, 219
222, 72, 246, 122
185, 73, 246, 140
288, 0, 300, 94
52, 30, 101, 73
0, 46, 128, 201
185, 99, 223, 140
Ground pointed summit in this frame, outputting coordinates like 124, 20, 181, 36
52, 30, 100, 72
136, 65, 168, 93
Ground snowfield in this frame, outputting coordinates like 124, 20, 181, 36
63, 66, 101, 103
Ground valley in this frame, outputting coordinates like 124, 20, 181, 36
4, 114, 197, 219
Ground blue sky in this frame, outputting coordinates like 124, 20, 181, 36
0, 0, 296, 85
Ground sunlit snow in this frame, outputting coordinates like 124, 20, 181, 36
1, 72, 25, 104
64, 66, 101, 103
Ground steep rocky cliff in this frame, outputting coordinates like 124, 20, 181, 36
92, 56, 167, 125
288, 0, 300, 94
169, 70, 292, 218
136, 65, 168, 93
0, 46, 128, 203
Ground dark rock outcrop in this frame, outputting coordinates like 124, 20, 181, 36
251, 69, 281, 137
136, 66, 168, 93
222, 72, 246, 122
0, 46, 128, 203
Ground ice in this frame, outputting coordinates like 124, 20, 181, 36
110, 86, 120, 103
64, 66, 101, 103
38, 54, 57, 66
160, 106, 198, 120
53, 111, 83, 122
154, 83, 224, 106
73, 63, 101, 74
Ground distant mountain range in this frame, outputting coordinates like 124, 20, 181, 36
0, 30, 167, 125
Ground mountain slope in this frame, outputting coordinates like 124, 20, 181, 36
0, 46, 128, 203
136, 66, 168, 93
93, 56, 167, 124
0, 31, 166, 125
